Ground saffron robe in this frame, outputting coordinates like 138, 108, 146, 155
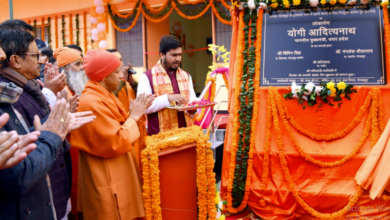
117, 81, 147, 169
70, 81, 145, 220
65, 85, 80, 216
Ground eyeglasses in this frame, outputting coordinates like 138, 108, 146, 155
17, 53, 39, 61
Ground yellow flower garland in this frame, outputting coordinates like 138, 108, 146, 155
141, 126, 216, 220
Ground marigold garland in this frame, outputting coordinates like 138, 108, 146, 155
370, 89, 380, 147
142, 6, 174, 23
141, 126, 216, 220
143, 0, 172, 13
267, 87, 368, 219
108, 0, 232, 32
274, 88, 382, 168
260, 64, 272, 193
226, 8, 263, 213
173, 0, 213, 20
226, 10, 245, 214
211, 2, 233, 25
280, 90, 372, 141
110, 2, 142, 32
111, 4, 137, 19
221, 0, 231, 9
241, 7, 262, 208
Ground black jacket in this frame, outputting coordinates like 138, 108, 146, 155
0, 104, 63, 220
0, 74, 72, 220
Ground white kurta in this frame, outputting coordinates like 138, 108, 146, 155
136, 72, 198, 115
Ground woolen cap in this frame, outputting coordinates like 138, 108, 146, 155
83, 49, 121, 82
53, 47, 82, 68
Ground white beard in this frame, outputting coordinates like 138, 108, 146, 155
67, 69, 88, 95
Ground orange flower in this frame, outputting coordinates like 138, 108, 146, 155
142, 126, 216, 220
227, 9, 263, 213
173, 0, 213, 20
211, 2, 233, 25
266, 88, 367, 219
272, 88, 382, 168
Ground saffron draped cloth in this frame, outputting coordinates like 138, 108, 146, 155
70, 81, 144, 220
221, 87, 390, 219
117, 81, 148, 169
151, 60, 194, 132
355, 115, 390, 199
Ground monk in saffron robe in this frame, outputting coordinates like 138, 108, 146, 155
108, 49, 147, 168
69, 49, 154, 220
137, 35, 198, 135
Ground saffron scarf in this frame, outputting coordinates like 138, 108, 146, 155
151, 60, 193, 132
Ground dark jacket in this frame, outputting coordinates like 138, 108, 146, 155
35, 39, 46, 50
0, 75, 71, 219
0, 104, 63, 220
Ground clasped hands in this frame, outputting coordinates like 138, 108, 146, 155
34, 91, 96, 141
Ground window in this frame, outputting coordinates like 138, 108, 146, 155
214, 2, 232, 55
115, 14, 144, 67
35, 26, 49, 47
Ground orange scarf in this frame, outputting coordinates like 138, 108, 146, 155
151, 60, 193, 132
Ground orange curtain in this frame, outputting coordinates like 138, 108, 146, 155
221, 87, 390, 219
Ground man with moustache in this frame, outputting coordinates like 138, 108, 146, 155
54, 47, 87, 98
137, 35, 198, 135
0, 29, 95, 220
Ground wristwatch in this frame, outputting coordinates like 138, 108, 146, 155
128, 69, 137, 75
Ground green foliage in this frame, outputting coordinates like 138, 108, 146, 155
76, 14, 80, 46
232, 8, 257, 209
62, 15, 66, 47
47, 17, 52, 49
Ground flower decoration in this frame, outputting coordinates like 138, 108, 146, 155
293, 0, 301, 5
309, 0, 319, 6
361, 0, 370, 4
142, 126, 217, 220
283, 0, 291, 8
262, 87, 384, 219
330, 0, 337, 5
348, 0, 357, 5
239, 2, 244, 10
284, 81, 357, 109
248, 0, 256, 10
259, 2, 268, 9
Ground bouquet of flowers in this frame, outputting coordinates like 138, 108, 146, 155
283, 80, 357, 109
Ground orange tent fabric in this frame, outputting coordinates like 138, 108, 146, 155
117, 82, 148, 169
221, 87, 390, 219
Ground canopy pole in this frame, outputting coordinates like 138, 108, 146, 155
9, 0, 13, 20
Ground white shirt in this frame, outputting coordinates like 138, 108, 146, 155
137, 72, 199, 115
42, 87, 57, 107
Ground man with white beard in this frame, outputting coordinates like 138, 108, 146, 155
53, 47, 88, 220
54, 47, 87, 98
